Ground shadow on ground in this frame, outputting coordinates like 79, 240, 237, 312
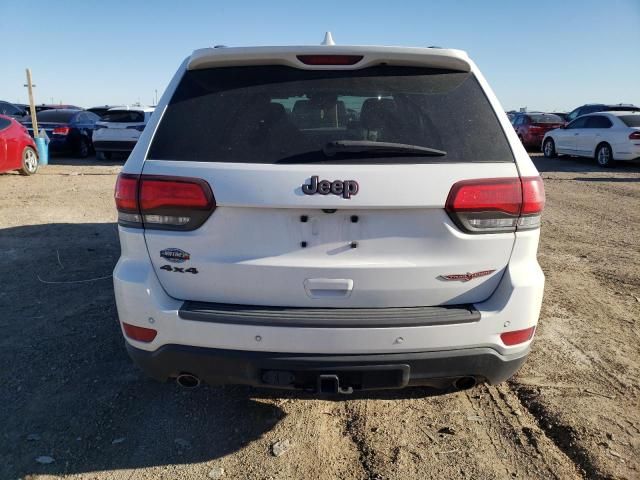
0, 222, 446, 478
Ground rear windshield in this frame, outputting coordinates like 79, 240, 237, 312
32, 110, 77, 122
619, 115, 640, 127
101, 110, 145, 123
149, 66, 514, 164
529, 114, 563, 123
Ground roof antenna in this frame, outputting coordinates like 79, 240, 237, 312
321, 31, 335, 46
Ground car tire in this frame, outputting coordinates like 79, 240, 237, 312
19, 146, 39, 175
595, 143, 615, 168
96, 150, 112, 161
77, 138, 90, 158
543, 138, 557, 158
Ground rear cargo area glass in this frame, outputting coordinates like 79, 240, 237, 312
149, 66, 514, 164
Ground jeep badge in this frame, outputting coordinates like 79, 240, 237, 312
302, 176, 359, 199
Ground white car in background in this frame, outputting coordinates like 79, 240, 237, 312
93, 106, 154, 159
542, 111, 640, 167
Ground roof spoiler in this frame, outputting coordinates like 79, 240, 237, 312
187, 45, 471, 72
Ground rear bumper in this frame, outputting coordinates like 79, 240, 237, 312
126, 342, 530, 391
93, 140, 137, 152
114, 228, 544, 357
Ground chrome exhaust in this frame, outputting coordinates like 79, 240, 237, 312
452, 376, 477, 390
176, 373, 201, 389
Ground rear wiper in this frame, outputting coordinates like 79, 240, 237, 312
323, 140, 446, 157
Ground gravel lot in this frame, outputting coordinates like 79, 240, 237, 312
1, 154, 638, 479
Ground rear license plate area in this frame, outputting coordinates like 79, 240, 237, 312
261, 364, 410, 392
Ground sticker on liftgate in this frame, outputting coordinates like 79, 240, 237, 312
160, 248, 191, 263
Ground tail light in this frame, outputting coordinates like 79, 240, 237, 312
629, 131, 640, 140
94, 123, 108, 130
122, 322, 157, 342
501, 326, 535, 346
115, 174, 215, 230
297, 55, 363, 65
446, 176, 545, 233
52, 126, 70, 135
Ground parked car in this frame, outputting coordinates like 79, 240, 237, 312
542, 111, 640, 167
0, 100, 28, 120
87, 105, 124, 118
550, 112, 569, 123
512, 113, 565, 149
22, 109, 100, 158
93, 107, 154, 159
113, 41, 545, 394
0, 114, 38, 175
565, 103, 638, 123
34, 104, 83, 113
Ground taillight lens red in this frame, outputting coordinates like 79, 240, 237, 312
122, 322, 157, 342
114, 174, 139, 212
52, 126, 70, 135
297, 55, 363, 65
140, 178, 212, 210
501, 326, 535, 346
446, 176, 545, 233
629, 131, 640, 140
114, 174, 215, 230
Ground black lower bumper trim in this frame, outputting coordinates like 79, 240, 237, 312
126, 343, 529, 392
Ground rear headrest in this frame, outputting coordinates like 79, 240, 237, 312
360, 98, 398, 130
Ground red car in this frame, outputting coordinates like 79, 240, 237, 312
512, 113, 565, 149
0, 114, 39, 175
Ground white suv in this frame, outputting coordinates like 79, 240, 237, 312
113, 41, 545, 394
93, 106, 154, 159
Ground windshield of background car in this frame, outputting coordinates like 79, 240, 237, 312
148, 65, 515, 164
529, 114, 563, 123
619, 115, 640, 127
101, 111, 145, 123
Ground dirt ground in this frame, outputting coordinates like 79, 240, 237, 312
0, 154, 638, 480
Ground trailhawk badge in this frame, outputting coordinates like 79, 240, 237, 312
302, 176, 359, 199
439, 270, 496, 282
160, 248, 190, 263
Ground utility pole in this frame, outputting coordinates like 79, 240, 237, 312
154, 89, 158, 105
24, 68, 38, 136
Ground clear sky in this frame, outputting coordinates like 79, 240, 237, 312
1, 0, 639, 111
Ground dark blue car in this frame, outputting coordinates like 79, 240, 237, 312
22, 109, 100, 158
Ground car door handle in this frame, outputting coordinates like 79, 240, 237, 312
304, 278, 353, 299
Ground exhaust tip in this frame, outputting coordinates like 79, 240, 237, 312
176, 373, 201, 389
453, 376, 477, 391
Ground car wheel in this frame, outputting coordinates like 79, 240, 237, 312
543, 138, 556, 158
96, 150, 112, 161
77, 138, 90, 158
595, 143, 615, 168
19, 146, 39, 175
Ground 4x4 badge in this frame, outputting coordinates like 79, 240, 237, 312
439, 270, 495, 282
302, 176, 359, 199
160, 248, 190, 263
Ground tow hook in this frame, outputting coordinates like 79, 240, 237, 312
317, 374, 354, 395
